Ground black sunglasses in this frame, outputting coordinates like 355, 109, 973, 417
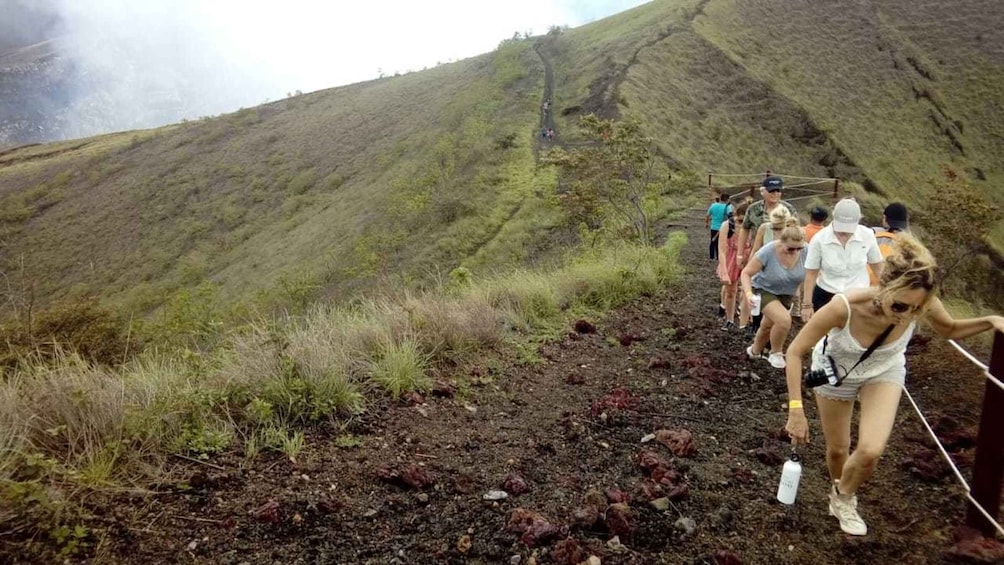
766, 188, 783, 193
890, 301, 914, 313
785, 246, 804, 253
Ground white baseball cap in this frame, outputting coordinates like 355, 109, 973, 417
831, 198, 861, 233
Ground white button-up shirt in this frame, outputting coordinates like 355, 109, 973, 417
805, 225, 883, 293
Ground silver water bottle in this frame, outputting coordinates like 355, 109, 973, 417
776, 452, 802, 504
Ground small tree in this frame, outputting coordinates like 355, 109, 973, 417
542, 115, 665, 244
921, 166, 1002, 299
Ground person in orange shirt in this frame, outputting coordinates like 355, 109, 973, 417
804, 206, 828, 242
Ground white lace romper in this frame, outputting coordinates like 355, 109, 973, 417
811, 294, 914, 402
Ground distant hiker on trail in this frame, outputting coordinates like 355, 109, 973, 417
740, 217, 807, 369
540, 127, 548, 139
804, 206, 829, 243
868, 202, 909, 285
736, 175, 797, 267
706, 191, 731, 261
802, 198, 884, 322
547, 128, 555, 140
782, 234, 1004, 536
717, 200, 751, 331
543, 100, 551, 113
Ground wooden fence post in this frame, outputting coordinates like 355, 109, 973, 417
965, 331, 1004, 535
708, 173, 712, 191
833, 178, 840, 200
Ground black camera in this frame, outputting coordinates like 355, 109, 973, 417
805, 355, 841, 388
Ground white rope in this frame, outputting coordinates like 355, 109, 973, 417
901, 385, 1004, 537
707, 172, 837, 182
946, 339, 1004, 392
948, 339, 990, 371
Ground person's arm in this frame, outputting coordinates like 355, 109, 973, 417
801, 237, 822, 321
717, 223, 730, 281
925, 298, 1004, 340
740, 253, 765, 305
736, 226, 748, 264
783, 295, 848, 445
865, 231, 884, 280
706, 204, 713, 229
751, 224, 767, 257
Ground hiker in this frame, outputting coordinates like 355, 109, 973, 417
783, 234, 1004, 536
547, 128, 555, 140
868, 202, 909, 285
740, 217, 807, 369
804, 206, 828, 242
706, 192, 731, 261
736, 175, 797, 266
717, 200, 751, 330
540, 127, 548, 139
802, 198, 884, 321
750, 205, 792, 258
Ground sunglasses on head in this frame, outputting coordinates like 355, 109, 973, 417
890, 301, 914, 313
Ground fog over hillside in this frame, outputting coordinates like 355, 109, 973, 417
0, 0, 646, 146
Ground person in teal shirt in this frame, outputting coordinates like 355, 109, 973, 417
706, 192, 731, 260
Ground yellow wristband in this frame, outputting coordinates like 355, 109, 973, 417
745, 290, 754, 297
788, 400, 803, 409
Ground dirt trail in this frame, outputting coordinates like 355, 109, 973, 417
25, 208, 992, 565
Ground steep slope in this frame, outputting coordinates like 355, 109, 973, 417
0, 41, 553, 315
1, 0, 1002, 320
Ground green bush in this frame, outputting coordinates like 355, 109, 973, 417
368, 338, 430, 397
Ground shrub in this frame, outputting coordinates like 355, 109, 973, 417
368, 338, 430, 397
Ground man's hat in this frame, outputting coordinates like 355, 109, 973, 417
883, 202, 909, 231
763, 176, 783, 192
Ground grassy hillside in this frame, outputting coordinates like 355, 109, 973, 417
1, 0, 1002, 325
0, 40, 559, 320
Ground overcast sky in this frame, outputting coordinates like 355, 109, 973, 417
3, 0, 649, 139
61, 0, 649, 99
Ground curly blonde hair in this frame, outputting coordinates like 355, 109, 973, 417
876, 233, 939, 310
778, 217, 804, 245
768, 205, 792, 230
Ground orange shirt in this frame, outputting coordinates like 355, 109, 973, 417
804, 223, 823, 242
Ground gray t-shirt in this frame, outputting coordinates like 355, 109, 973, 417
752, 242, 807, 296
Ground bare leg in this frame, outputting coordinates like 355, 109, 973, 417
837, 382, 902, 495
763, 301, 792, 353
723, 282, 737, 323
752, 315, 774, 353
816, 394, 854, 482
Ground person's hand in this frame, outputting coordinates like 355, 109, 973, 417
801, 304, 814, 322
786, 411, 810, 446
736, 253, 745, 265
991, 315, 1004, 334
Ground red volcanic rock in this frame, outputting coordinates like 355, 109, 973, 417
573, 319, 597, 334
507, 508, 566, 547
655, 429, 697, 458
502, 473, 530, 495
604, 503, 637, 539
551, 537, 587, 565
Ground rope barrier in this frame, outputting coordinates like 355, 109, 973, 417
706, 172, 839, 181
901, 385, 1004, 537
948, 340, 990, 371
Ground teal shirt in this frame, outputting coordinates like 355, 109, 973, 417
707, 202, 730, 230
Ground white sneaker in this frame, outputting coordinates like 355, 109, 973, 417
767, 352, 786, 369
746, 345, 767, 360
828, 485, 867, 536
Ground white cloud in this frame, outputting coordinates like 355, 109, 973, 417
46, 0, 648, 136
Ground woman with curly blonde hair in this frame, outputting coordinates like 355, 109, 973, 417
783, 234, 1004, 536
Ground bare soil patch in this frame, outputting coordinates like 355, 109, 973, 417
5, 208, 996, 564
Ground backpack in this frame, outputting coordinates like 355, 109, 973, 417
868, 229, 898, 285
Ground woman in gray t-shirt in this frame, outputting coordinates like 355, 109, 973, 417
740, 219, 807, 369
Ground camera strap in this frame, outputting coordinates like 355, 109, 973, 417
822, 324, 895, 385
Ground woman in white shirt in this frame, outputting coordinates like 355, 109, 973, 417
783, 235, 1004, 536
802, 198, 884, 322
